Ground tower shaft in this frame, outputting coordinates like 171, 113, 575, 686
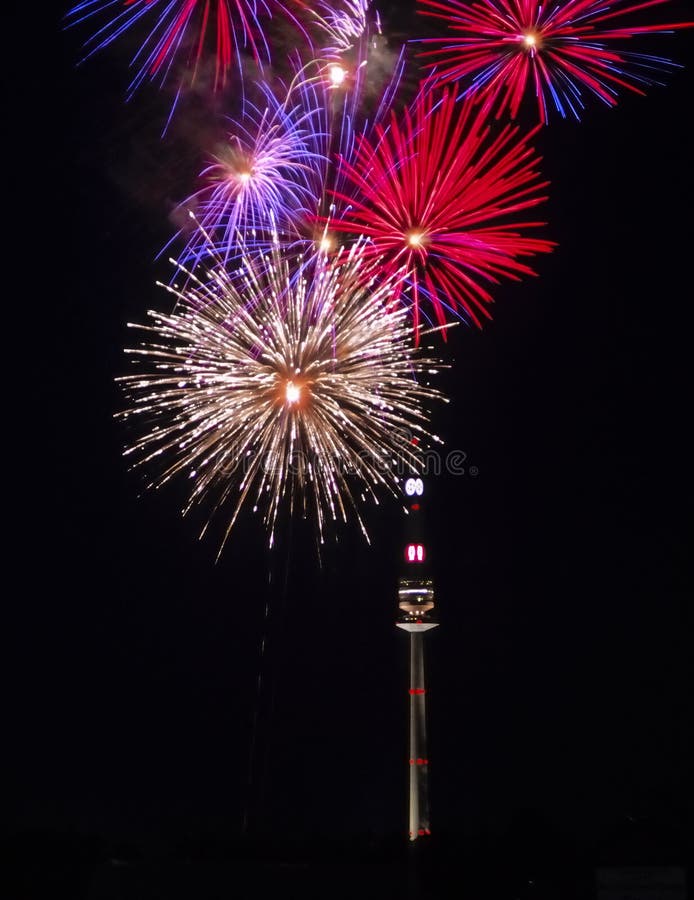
408, 631, 431, 839
397, 588, 437, 841
397, 473, 437, 841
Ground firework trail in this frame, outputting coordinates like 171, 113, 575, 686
119, 225, 445, 554
417, 0, 694, 123
298, 7, 406, 217
327, 87, 554, 335
66, 0, 310, 98
294, 16, 407, 247
309, 0, 370, 59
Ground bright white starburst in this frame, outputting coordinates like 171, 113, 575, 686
118, 229, 446, 555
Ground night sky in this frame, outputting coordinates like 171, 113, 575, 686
9, 0, 693, 865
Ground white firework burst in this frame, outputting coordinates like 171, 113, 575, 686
118, 230, 446, 554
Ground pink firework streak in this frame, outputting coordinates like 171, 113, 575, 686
68, 0, 309, 94
417, 0, 694, 123
327, 89, 554, 336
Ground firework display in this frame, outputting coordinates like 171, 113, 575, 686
329, 88, 554, 334
55, 0, 692, 862
417, 0, 693, 123
119, 231, 443, 551
65, 0, 689, 547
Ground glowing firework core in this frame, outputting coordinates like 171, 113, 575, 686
522, 32, 537, 49
238, 171, 252, 184
329, 64, 348, 86
285, 381, 302, 404
408, 231, 426, 248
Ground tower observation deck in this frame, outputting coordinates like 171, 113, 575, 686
396, 475, 438, 841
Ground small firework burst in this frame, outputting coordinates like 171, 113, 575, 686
172, 77, 329, 267
118, 228, 445, 554
417, 0, 694, 123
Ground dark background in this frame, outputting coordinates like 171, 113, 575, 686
7, 2, 692, 897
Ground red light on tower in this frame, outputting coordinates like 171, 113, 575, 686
406, 543, 426, 563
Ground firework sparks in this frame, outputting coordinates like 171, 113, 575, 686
309, 0, 370, 58
170, 43, 407, 269
327, 88, 554, 335
118, 228, 445, 553
172, 77, 329, 267
417, 0, 694, 123
66, 0, 310, 97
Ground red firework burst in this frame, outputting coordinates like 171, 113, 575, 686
328, 88, 554, 335
417, 0, 694, 123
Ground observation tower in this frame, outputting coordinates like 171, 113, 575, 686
396, 474, 438, 841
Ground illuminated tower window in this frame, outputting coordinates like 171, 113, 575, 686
406, 543, 426, 563
405, 477, 424, 496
